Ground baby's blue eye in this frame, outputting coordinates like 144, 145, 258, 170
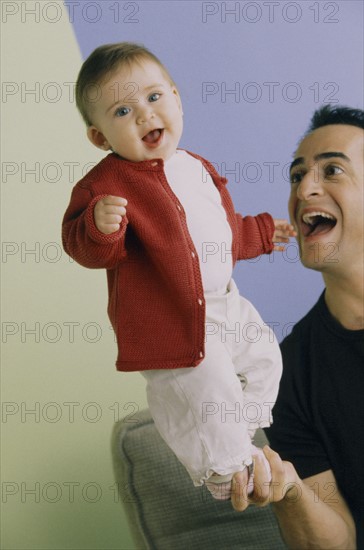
115, 106, 131, 117
149, 93, 161, 102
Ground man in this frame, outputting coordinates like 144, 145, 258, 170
232, 105, 364, 550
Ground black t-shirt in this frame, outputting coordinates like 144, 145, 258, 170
266, 292, 364, 549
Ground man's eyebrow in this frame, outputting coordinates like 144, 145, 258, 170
289, 157, 304, 172
314, 152, 350, 162
289, 152, 350, 173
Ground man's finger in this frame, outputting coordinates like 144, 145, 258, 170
248, 451, 271, 506
231, 470, 250, 512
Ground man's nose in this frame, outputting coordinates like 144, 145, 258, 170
296, 166, 324, 200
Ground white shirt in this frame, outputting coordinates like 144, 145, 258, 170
164, 150, 233, 295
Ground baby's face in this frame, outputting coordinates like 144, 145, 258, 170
87, 60, 183, 162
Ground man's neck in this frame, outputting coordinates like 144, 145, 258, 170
323, 271, 364, 330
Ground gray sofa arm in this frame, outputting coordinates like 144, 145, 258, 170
111, 409, 286, 550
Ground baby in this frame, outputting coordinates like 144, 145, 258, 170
62, 42, 295, 500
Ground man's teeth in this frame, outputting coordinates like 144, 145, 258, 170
302, 212, 335, 225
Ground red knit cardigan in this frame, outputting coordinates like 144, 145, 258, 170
62, 151, 274, 372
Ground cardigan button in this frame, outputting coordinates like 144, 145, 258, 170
176, 204, 182, 211
191, 251, 195, 258
198, 298, 203, 306
199, 351, 204, 358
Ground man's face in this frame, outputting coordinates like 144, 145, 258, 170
288, 124, 364, 275
87, 60, 183, 162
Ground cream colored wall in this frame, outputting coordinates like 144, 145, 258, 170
1, 4, 147, 548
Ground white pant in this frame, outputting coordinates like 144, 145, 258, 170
142, 279, 282, 486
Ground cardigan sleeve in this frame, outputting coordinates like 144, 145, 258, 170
62, 185, 128, 269
235, 212, 275, 260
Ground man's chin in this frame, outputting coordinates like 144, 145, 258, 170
300, 256, 325, 272
299, 240, 340, 271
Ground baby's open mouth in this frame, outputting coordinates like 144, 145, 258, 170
142, 129, 163, 144
300, 211, 337, 237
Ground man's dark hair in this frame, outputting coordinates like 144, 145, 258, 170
306, 104, 364, 135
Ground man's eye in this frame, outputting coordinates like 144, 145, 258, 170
290, 171, 303, 185
325, 165, 343, 177
149, 93, 161, 102
115, 106, 130, 117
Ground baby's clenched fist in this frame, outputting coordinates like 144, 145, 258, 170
94, 195, 128, 234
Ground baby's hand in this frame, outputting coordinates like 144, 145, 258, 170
272, 218, 296, 252
94, 195, 128, 235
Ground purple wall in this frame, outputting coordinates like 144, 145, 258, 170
67, 0, 363, 339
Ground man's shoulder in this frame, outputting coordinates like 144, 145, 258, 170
281, 292, 325, 352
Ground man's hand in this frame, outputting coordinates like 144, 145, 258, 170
94, 195, 128, 234
231, 446, 299, 511
232, 447, 357, 549
272, 219, 297, 251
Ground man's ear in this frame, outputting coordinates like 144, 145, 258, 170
87, 126, 111, 151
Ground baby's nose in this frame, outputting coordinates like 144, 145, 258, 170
136, 107, 155, 125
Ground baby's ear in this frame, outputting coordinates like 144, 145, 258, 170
172, 87, 183, 113
87, 126, 111, 151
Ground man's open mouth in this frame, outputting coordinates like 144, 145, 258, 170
300, 211, 337, 237
142, 129, 163, 145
